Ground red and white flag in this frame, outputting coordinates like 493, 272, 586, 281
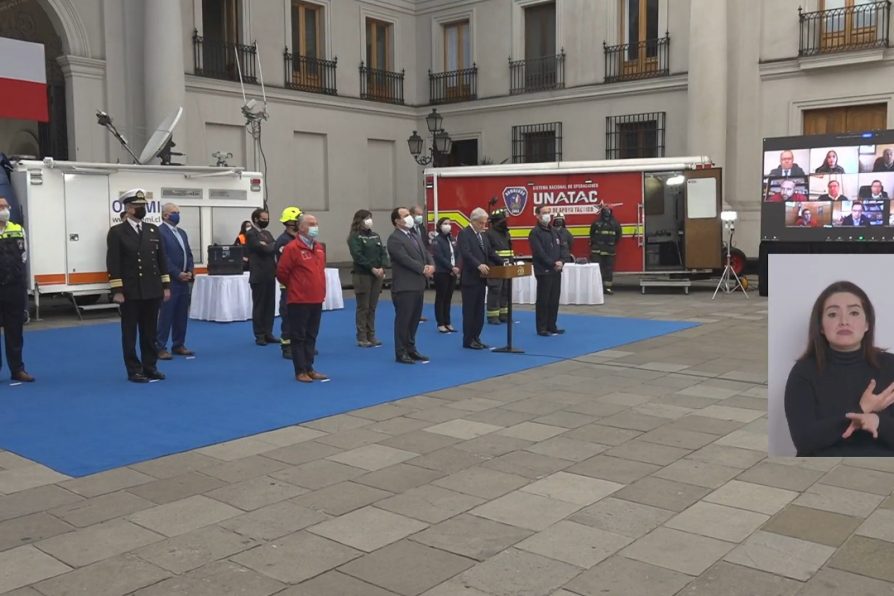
0, 37, 49, 122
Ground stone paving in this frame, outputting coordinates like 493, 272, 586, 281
3, 282, 894, 595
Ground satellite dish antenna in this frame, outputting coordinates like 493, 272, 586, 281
138, 106, 183, 165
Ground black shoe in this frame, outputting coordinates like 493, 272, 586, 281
487, 318, 501, 325
128, 373, 150, 383
537, 331, 551, 337
255, 335, 267, 346
396, 354, 416, 364
605, 288, 613, 295
499, 317, 508, 323
549, 329, 565, 335
408, 351, 430, 362
157, 350, 173, 361
464, 342, 484, 350
474, 339, 489, 349
143, 369, 166, 380
445, 325, 457, 333
265, 334, 280, 343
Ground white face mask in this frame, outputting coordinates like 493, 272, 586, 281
363, 218, 373, 229
308, 226, 320, 238
440, 224, 451, 234
414, 215, 424, 225
0, 209, 9, 222
403, 215, 415, 228
540, 213, 551, 224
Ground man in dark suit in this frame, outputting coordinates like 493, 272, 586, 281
457, 207, 501, 349
769, 150, 806, 177
841, 201, 871, 226
245, 208, 278, 345
156, 202, 195, 360
387, 206, 434, 364
411, 204, 431, 322
107, 189, 171, 383
530, 205, 564, 336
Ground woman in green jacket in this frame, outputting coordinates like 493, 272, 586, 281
347, 209, 389, 347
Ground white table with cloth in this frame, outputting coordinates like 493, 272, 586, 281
189, 269, 344, 322
511, 263, 604, 305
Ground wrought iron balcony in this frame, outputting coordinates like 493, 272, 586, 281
284, 51, 337, 95
429, 66, 478, 104
192, 30, 257, 83
604, 35, 670, 83
799, 1, 890, 56
359, 63, 405, 105
509, 51, 565, 94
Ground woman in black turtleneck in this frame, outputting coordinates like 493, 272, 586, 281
785, 280, 894, 456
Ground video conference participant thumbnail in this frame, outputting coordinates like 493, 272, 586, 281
785, 201, 832, 228
766, 177, 808, 202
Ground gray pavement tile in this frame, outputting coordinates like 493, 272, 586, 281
354, 463, 446, 493
410, 513, 533, 561
633, 402, 697, 420
480, 450, 572, 479
720, 395, 770, 411
231, 531, 362, 584
532, 410, 598, 429
0, 545, 71, 593
407, 447, 489, 474
697, 405, 764, 423
0, 465, 70, 495
713, 429, 767, 452
378, 430, 463, 454
524, 436, 610, 462
132, 525, 259, 574
250, 425, 327, 446
424, 419, 504, 440
772, 457, 842, 472
452, 434, 534, 458
0, 587, 44, 596
515, 520, 632, 568
469, 490, 581, 531
652, 394, 721, 410
314, 428, 393, 450
365, 416, 434, 436
58, 468, 155, 498
677, 384, 741, 400
445, 397, 507, 412
127, 494, 242, 537
0, 452, 34, 470
0, 485, 83, 523
570, 497, 674, 539
597, 411, 670, 432
350, 403, 416, 421
326, 444, 419, 472
307, 506, 428, 552
339, 539, 477, 595
406, 406, 473, 423
496, 421, 567, 442
677, 561, 801, 596
705, 480, 799, 515
431, 467, 530, 500
820, 465, 894, 496
562, 400, 629, 418
457, 548, 581, 596
301, 414, 373, 433
201, 475, 308, 511
0, 512, 73, 552
653, 459, 741, 489
34, 518, 163, 567
521, 471, 623, 506
605, 440, 690, 466
762, 505, 862, 547
684, 445, 765, 470
595, 392, 654, 408
375, 484, 485, 523
621, 526, 734, 576
564, 555, 691, 596
795, 567, 894, 595
725, 531, 835, 581
126, 471, 227, 505
269, 459, 366, 490
665, 501, 769, 542
501, 396, 568, 416
613, 477, 710, 512
219, 499, 330, 541
420, 581, 491, 595
857, 508, 894, 543
291, 480, 392, 516
829, 536, 894, 582
793, 483, 884, 518
49, 490, 155, 528
566, 455, 661, 484
637, 427, 719, 450
131, 560, 285, 596
260, 440, 343, 466
197, 455, 291, 483
276, 571, 399, 595
462, 409, 542, 429
127, 452, 223, 479
883, 496, 894, 509
32, 553, 169, 596
845, 457, 894, 474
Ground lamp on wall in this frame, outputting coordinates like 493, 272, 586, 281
408, 108, 453, 166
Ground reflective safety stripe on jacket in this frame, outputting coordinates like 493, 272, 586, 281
0, 221, 26, 286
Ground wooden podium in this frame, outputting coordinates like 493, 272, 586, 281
487, 263, 532, 353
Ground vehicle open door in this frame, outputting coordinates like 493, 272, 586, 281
683, 168, 722, 270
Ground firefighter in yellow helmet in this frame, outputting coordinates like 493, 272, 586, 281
275, 206, 302, 359
485, 207, 514, 324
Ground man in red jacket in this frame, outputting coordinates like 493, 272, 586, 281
276, 213, 328, 383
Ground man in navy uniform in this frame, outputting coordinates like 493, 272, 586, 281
156, 202, 194, 360
530, 205, 564, 336
107, 189, 171, 383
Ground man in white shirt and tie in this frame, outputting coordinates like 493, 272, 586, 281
156, 202, 195, 360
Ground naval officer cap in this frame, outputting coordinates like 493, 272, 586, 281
120, 188, 148, 205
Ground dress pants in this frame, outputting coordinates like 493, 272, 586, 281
461, 280, 486, 346
250, 279, 276, 337
279, 288, 290, 345
156, 282, 190, 350
392, 290, 423, 358
535, 272, 562, 333
288, 303, 322, 375
121, 297, 162, 375
433, 272, 455, 327
0, 283, 26, 374
353, 272, 383, 342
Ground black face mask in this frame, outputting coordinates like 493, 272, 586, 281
256, 220, 269, 229
133, 206, 147, 220
493, 220, 507, 231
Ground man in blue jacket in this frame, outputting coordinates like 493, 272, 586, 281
156, 202, 195, 359
529, 205, 564, 336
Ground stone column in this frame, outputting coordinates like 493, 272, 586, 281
143, 1, 187, 162
57, 55, 107, 162
686, 0, 727, 176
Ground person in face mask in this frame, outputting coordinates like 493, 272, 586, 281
106, 189, 172, 383
431, 217, 459, 333
552, 213, 575, 264
155, 202, 195, 361
485, 208, 515, 324
245, 208, 278, 346
589, 206, 622, 295
0, 196, 34, 382
277, 213, 328, 383
387, 206, 434, 364
410, 205, 432, 322
348, 209, 389, 347
275, 206, 303, 359
529, 205, 564, 336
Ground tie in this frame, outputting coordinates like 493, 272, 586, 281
784, 169, 789, 177
477, 232, 484, 250
136, 222, 142, 236
409, 230, 422, 254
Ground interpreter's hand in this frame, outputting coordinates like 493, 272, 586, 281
451, 266, 460, 276
478, 264, 490, 275
112, 292, 125, 304
843, 412, 881, 440
163, 289, 171, 302
178, 272, 191, 282
860, 379, 894, 414
423, 265, 434, 278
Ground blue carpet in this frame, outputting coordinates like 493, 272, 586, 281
0, 301, 696, 477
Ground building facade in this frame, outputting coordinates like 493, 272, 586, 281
2, 0, 893, 262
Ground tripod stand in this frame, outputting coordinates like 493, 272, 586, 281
712, 221, 748, 299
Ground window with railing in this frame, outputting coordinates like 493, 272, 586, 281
799, 0, 891, 56
192, 30, 257, 83
509, 51, 565, 94
360, 64, 404, 104
512, 122, 563, 163
429, 66, 477, 104
606, 112, 665, 159
604, 34, 669, 82
284, 51, 337, 95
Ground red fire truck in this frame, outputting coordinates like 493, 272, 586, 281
425, 157, 739, 283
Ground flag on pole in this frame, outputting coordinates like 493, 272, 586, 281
0, 37, 49, 122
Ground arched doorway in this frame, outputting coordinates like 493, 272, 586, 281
0, 0, 68, 159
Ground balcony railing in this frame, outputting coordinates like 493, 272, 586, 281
429, 66, 478, 104
192, 30, 257, 83
799, 1, 891, 56
359, 63, 405, 105
284, 50, 337, 95
509, 50, 565, 94
604, 35, 670, 83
